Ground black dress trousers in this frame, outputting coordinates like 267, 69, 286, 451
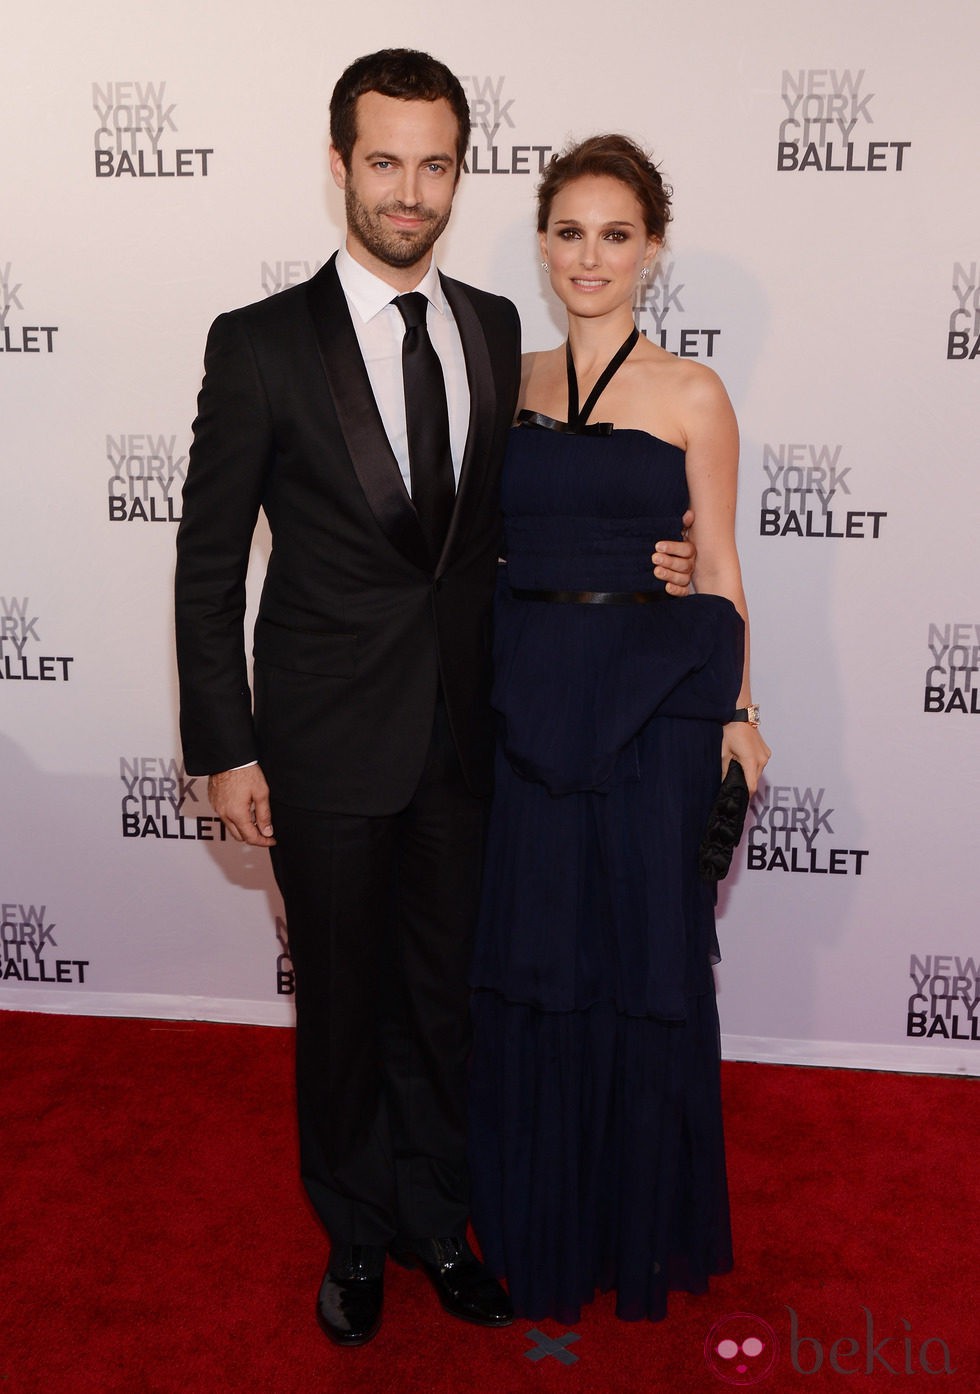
269, 693, 485, 1247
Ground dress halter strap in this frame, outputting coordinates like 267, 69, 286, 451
565, 325, 640, 431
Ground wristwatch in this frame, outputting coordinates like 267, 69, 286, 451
731, 705, 761, 727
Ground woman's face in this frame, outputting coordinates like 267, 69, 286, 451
539, 174, 659, 319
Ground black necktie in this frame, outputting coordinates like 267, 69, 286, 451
394, 292, 455, 562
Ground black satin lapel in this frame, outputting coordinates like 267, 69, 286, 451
437, 277, 496, 576
306, 260, 430, 572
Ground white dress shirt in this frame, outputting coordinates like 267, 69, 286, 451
335, 243, 471, 493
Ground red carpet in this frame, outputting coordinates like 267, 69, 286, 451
1, 1010, 976, 1393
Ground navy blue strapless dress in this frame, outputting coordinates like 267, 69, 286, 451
468, 422, 745, 1323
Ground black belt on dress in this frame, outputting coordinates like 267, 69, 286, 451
509, 587, 668, 605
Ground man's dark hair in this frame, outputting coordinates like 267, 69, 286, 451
330, 49, 471, 173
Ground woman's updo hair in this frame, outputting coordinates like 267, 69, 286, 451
536, 134, 673, 241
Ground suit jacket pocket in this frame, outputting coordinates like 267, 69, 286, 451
253, 616, 357, 678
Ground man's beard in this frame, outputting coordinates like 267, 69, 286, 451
344, 180, 451, 269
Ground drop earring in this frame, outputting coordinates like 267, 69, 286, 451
540, 261, 549, 272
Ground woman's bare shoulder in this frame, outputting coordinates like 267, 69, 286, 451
518, 346, 563, 409
521, 345, 564, 374
637, 344, 733, 414
634, 336, 726, 389
621, 340, 735, 447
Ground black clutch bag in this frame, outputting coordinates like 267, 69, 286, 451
699, 758, 750, 882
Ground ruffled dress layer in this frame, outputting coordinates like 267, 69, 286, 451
468, 422, 744, 1323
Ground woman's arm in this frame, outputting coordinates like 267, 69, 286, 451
681, 365, 771, 792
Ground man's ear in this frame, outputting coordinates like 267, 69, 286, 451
328, 145, 348, 191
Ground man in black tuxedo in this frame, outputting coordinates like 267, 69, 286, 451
175, 49, 694, 1346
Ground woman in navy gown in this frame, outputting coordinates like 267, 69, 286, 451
468, 136, 771, 1323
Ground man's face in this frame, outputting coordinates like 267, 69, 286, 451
330, 91, 461, 281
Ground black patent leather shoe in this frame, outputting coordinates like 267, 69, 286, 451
316, 1244, 386, 1347
389, 1235, 514, 1327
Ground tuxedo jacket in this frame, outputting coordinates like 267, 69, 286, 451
174, 255, 521, 815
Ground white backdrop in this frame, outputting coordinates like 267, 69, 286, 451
2, 0, 977, 1075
